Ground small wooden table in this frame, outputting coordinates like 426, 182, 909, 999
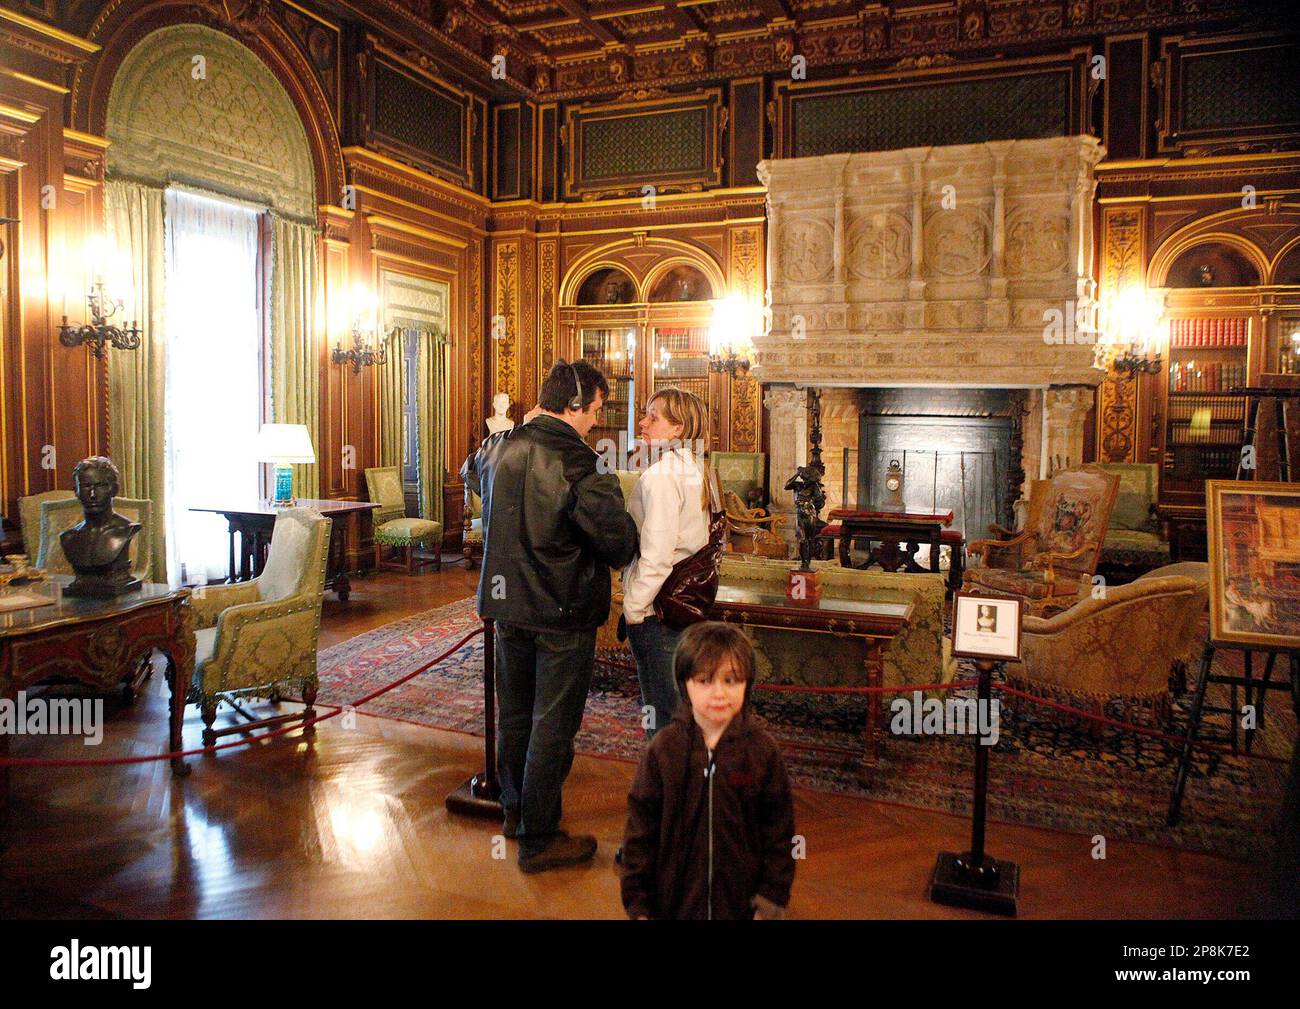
192, 499, 379, 601
827, 508, 955, 575
0, 577, 195, 835
709, 582, 915, 781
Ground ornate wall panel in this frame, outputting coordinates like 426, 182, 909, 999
493, 240, 520, 408
104, 24, 316, 221
728, 225, 763, 452
366, 46, 470, 186
538, 238, 558, 375
564, 89, 724, 200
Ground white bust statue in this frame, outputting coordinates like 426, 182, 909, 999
486, 392, 514, 435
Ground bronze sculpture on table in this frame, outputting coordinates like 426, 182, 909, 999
61, 456, 142, 598
784, 464, 827, 572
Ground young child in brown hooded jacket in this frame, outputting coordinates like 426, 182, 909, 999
620, 621, 795, 920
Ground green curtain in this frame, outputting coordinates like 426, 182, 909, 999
415, 329, 447, 524
379, 327, 405, 470
105, 177, 169, 584
270, 215, 320, 499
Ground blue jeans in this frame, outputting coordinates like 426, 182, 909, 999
627, 616, 682, 737
494, 621, 597, 856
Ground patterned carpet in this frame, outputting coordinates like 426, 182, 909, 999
315, 597, 1295, 860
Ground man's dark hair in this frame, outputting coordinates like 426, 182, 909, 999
538, 359, 609, 413
72, 455, 121, 493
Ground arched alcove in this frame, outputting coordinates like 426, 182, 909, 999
1274, 241, 1300, 285
1165, 241, 1261, 288
647, 264, 713, 302
576, 267, 637, 305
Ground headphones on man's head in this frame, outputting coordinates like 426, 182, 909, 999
566, 360, 583, 412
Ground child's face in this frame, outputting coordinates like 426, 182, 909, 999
685, 654, 747, 738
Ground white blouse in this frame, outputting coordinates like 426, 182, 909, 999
621, 447, 710, 625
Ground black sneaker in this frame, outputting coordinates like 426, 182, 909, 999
518, 832, 597, 874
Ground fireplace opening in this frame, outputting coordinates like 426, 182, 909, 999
852, 388, 1028, 545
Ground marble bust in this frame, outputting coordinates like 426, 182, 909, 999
485, 392, 514, 435
61, 456, 142, 598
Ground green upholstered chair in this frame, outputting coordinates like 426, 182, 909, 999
38, 495, 154, 583
717, 555, 957, 694
365, 465, 442, 574
1096, 463, 1170, 576
188, 506, 330, 745
711, 451, 767, 509
18, 489, 75, 563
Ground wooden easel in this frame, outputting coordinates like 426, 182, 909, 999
1167, 640, 1300, 826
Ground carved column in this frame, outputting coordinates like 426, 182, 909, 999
764, 384, 808, 545
1042, 385, 1095, 475
986, 141, 1010, 327
907, 153, 927, 327
833, 193, 846, 294
766, 195, 781, 302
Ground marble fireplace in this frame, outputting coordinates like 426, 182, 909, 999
753, 136, 1106, 539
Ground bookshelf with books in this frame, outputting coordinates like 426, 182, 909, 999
579, 325, 637, 449
1157, 313, 1253, 504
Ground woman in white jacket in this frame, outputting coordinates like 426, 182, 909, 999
623, 387, 711, 737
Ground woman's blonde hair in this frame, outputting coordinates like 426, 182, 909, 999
646, 386, 714, 511
647, 387, 709, 448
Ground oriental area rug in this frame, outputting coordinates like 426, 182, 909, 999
314, 597, 1294, 861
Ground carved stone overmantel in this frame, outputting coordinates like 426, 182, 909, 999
754, 136, 1107, 389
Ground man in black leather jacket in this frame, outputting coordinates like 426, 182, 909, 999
461, 359, 638, 873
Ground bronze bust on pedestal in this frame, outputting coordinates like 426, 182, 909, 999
61, 456, 142, 598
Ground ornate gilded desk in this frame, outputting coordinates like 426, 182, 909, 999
709, 582, 915, 781
0, 577, 195, 834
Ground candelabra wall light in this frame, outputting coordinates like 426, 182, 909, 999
708, 293, 755, 375
58, 278, 142, 359
331, 285, 389, 374
1096, 285, 1165, 381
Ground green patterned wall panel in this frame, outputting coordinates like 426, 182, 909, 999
581, 108, 706, 181
374, 62, 464, 172
1182, 49, 1300, 130
792, 72, 1070, 157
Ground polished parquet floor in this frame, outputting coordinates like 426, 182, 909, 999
0, 562, 1273, 919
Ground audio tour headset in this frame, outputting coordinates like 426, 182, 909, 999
566, 360, 584, 412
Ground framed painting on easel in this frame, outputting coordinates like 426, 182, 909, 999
1205, 480, 1300, 650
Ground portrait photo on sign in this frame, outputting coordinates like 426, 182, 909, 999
951, 593, 1023, 661
1205, 480, 1300, 650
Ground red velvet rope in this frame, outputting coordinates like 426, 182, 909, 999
0, 626, 483, 769
755, 679, 980, 695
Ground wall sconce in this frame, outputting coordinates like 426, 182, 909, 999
331, 284, 388, 374
56, 235, 142, 359
708, 293, 755, 375
1096, 285, 1164, 380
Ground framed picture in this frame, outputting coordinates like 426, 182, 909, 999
1206, 480, 1300, 649
951, 592, 1023, 662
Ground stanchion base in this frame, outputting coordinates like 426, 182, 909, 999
929, 851, 1020, 916
445, 773, 503, 819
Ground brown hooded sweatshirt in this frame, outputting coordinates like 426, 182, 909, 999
620, 705, 796, 920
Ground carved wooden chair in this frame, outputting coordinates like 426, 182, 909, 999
964, 465, 1120, 615
722, 490, 787, 559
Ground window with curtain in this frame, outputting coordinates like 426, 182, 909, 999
163, 188, 263, 586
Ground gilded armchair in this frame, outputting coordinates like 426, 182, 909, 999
38, 495, 154, 582
188, 506, 330, 745
964, 465, 1120, 615
1008, 575, 1205, 727
722, 490, 787, 559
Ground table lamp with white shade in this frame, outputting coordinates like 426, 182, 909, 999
257, 423, 316, 506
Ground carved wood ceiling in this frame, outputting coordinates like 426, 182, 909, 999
381, 0, 1276, 100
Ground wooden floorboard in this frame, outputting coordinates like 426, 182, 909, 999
0, 561, 1273, 919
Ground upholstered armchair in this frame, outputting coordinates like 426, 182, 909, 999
1096, 463, 1170, 575
711, 451, 767, 510
189, 506, 330, 745
18, 489, 75, 563
1008, 575, 1205, 727
722, 490, 787, 559
365, 465, 442, 574
38, 495, 154, 582
964, 465, 1120, 615
462, 487, 483, 569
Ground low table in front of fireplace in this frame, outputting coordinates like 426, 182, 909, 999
823, 508, 963, 593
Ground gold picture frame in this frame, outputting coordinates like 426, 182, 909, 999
1206, 479, 1300, 649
